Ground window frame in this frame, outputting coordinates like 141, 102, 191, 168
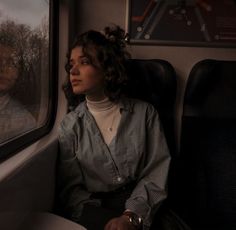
0, 0, 59, 161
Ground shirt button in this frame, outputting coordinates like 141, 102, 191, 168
117, 176, 122, 182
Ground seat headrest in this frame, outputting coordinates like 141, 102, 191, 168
124, 59, 177, 156
124, 59, 176, 115
184, 59, 236, 118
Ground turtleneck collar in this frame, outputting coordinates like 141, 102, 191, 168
86, 96, 115, 112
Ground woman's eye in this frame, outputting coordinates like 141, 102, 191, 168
81, 59, 90, 65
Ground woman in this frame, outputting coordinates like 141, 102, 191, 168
57, 25, 171, 230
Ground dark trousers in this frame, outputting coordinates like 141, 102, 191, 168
78, 184, 134, 230
77, 184, 191, 230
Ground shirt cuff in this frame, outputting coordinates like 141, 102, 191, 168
125, 197, 152, 228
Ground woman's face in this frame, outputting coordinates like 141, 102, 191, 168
69, 46, 105, 101
0, 45, 18, 94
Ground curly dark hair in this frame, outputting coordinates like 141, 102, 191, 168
63, 25, 131, 110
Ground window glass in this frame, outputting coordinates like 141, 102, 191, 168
0, 0, 50, 144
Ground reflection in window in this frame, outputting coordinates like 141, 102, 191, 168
0, 0, 49, 143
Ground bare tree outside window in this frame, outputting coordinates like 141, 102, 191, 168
0, 0, 49, 143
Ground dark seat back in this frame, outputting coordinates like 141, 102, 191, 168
170, 59, 236, 230
124, 59, 177, 156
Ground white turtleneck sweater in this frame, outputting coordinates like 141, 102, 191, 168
86, 97, 121, 145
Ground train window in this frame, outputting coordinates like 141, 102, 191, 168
0, 0, 58, 159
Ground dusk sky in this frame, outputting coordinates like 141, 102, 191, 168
0, 0, 49, 28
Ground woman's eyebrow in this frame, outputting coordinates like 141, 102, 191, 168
79, 55, 88, 59
73, 55, 87, 60
69, 55, 88, 63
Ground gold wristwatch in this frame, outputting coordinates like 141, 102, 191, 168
123, 210, 143, 229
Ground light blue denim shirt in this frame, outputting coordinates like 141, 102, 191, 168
58, 97, 171, 229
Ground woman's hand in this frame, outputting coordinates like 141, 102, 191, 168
104, 215, 136, 230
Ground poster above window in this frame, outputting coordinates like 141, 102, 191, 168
126, 0, 236, 47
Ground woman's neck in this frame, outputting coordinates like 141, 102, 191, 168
86, 96, 115, 112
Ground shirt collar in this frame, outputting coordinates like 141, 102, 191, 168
74, 97, 134, 118
119, 97, 134, 113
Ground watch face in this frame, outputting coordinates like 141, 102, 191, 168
123, 211, 143, 228
126, 212, 142, 228
131, 215, 142, 226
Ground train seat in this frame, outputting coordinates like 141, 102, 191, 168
169, 59, 236, 230
124, 59, 177, 156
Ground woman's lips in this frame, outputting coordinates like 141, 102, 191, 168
71, 79, 82, 86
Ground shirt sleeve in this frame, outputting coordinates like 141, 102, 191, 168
57, 120, 98, 222
125, 105, 171, 229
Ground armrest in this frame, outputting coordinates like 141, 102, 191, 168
20, 212, 87, 230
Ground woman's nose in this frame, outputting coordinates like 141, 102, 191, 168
70, 64, 80, 75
